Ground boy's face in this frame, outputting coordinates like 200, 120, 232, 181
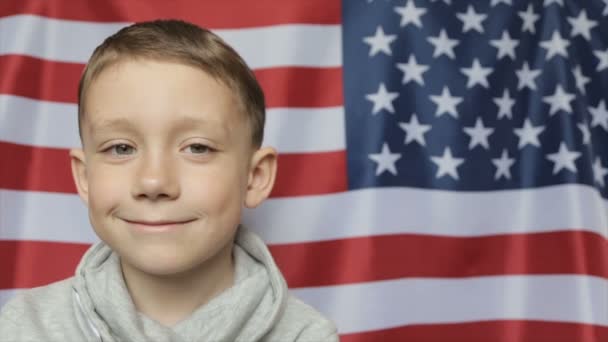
70, 59, 276, 276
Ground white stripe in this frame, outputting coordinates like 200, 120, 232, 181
264, 107, 345, 153
0, 95, 80, 149
246, 183, 608, 243
2, 184, 607, 244
2, 276, 606, 333
0, 15, 341, 68
291, 275, 608, 334
218, 25, 341, 68
0, 15, 124, 63
0, 190, 99, 244
0, 95, 345, 153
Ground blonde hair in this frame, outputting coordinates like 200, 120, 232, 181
78, 19, 265, 147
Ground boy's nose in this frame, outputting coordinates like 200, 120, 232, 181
131, 154, 180, 201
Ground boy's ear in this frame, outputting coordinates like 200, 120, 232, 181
69, 148, 89, 206
245, 147, 277, 208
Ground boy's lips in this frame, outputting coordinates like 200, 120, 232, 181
121, 218, 196, 232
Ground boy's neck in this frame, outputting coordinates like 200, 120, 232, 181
119, 242, 235, 327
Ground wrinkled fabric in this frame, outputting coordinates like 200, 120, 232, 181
0, 226, 338, 342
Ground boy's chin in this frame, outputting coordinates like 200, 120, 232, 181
117, 241, 233, 279
124, 258, 195, 277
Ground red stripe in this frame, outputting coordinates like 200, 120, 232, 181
340, 320, 608, 342
1, 231, 606, 290
0, 241, 89, 290
0, 0, 340, 27
270, 230, 608, 287
0, 55, 82, 104
270, 151, 348, 198
255, 67, 343, 108
0, 55, 342, 108
0, 141, 347, 198
0, 142, 76, 194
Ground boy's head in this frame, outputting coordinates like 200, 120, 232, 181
70, 20, 277, 278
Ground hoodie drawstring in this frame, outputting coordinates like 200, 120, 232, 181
73, 289, 103, 342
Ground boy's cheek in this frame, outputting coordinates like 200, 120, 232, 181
87, 168, 130, 208
183, 165, 245, 202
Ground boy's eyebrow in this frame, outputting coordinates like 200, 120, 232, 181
89, 116, 231, 136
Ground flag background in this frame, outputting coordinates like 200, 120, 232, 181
1, 0, 608, 341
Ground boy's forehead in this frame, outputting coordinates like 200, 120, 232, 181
82, 59, 244, 139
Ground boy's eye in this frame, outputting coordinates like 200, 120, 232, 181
108, 144, 135, 156
185, 143, 211, 154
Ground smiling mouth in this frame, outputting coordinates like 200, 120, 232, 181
122, 218, 196, 232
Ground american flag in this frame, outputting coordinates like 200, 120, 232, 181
1, 0, 608, 341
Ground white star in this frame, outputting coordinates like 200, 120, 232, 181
398, 114, 432, 146
394, 0, 427, 28
543, 85, 575, 116
492, 149, 515, 180
430, 86, 463, 118
460, 59, 493, 88
463, 118, 494, 149
396, 55, 429, 85
363, 26, 397, 57
491, 0, 512, 6
368, 143, 402, 176
603, 0, 608, 16
546, 142, 581, 175
427, 29, 459, 59
490, 31, 519, 60
540, 31, 570, 60
431, 148, 465, 180
573, 66, 590, 94
544, 0, 564, 6
514, 118, 545, 149
577, 122, 591, 145
456, 5, 487, 33
593, 158, 608, 187
493, 89, 515, 119
515, 62, 542, 91
366, 83, 399, 115
593, 49, 608, 71
568, 10, 597, 41
519, 4, 539, 34
589, 100, 608, 131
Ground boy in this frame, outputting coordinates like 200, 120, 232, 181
0, 19, 338, 341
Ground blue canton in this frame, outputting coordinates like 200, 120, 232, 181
343, 0, 608, 197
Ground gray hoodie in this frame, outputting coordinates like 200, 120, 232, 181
0, 227, 338, 342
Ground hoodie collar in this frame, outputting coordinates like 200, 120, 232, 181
71, 226, 287, 342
